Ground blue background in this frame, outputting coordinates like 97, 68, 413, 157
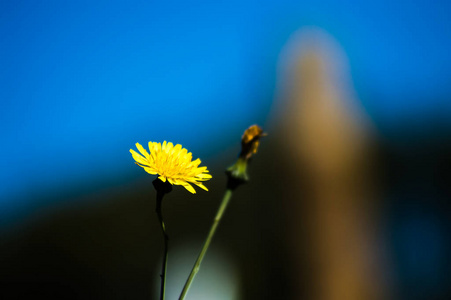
1, 0, 450, 218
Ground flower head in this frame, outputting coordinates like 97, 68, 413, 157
239, 125, 267, 159
130, 141, 212, 194
226, 125, 266, 187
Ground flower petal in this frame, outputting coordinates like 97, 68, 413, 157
196, 166, 208, 172
136, 143, 150, 158
194, 182, 208, 191
182, 182, 196, 194
191, 158, 201, 167
130, 149, 149, 166
174, 144, 182, 153
144, 167, 158, 175
197, 173, 212, 179
167, 142, 174, 152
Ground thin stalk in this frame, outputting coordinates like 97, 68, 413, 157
179, 189, 233, 300
156, 192, 168, 300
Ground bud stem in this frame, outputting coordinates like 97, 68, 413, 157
179, 188, 233, 300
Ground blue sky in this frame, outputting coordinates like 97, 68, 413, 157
1, 0, 450, 220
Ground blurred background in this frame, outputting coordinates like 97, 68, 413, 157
1, 0, 450, 299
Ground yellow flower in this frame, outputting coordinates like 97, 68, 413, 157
130, 141, 212, 194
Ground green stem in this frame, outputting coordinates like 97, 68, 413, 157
179, 189, 233, 300
156, 192, 168, 300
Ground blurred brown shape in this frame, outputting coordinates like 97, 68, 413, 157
276, 28, 389, 300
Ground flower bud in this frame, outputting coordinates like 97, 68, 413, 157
226, 125, 266, 189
